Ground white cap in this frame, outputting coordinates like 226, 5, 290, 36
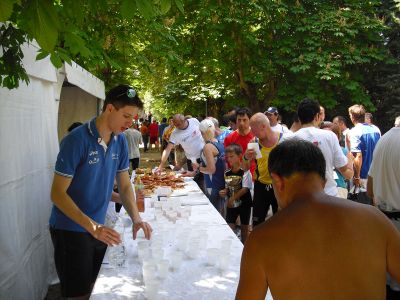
199, 119, 215, 133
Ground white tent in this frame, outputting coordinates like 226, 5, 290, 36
0, 42, 105, 299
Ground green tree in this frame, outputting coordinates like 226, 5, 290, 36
363, 0, 400, 133
0, 0, 183, 89
144, 0, 390, 115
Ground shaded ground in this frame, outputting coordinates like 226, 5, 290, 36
44, 148, 161, 299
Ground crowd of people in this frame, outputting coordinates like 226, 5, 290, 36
49, 84, 400, 300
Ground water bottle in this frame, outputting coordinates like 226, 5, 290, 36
108, 217, 126, 268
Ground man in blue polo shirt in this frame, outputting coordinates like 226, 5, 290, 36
49, 85, 152, 299
348, 104, 381, 204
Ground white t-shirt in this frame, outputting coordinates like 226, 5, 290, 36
241, 170, 253, 189
271, 123, 294, 141
368, 127, 400, 210
169, 118, 205, 162
294, 127, 348, 196
123, 128, 142, 159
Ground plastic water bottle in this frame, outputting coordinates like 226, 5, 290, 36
108, 243, 126, 267
108, 217, 126, 268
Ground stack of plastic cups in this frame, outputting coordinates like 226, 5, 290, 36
138, 241, 151, 261
206, 248, 219, 266
176, 233, 187, 252
187, 238, 200, 259
143, 260, 159, 299
157, 259, 169, 280
170, 250, 183, 271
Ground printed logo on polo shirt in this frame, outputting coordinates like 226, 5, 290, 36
89, 157, 99, 164
88, 150, 99, 165
112, 153, 119, 160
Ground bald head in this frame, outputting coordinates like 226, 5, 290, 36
250, 112, 270, 127
250, 113, 273, 139
173, 114, 187, 129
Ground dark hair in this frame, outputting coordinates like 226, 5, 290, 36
334, 115, 346, 125
293, 112, 299, 123
103, 84, 144, 112
162, 117, 167, 123
67, 122, 83, 132
365, 112, 373, 122
225, 143, 243, 155
297, 98, 320, 124
236, 107, 252, 120
268, 139, 326, 180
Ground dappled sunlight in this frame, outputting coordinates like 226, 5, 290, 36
92, 274, 143, 298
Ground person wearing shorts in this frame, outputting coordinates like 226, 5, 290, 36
243, 113, 282, 227
220, 144, 252, 243
49, 85, 152, 299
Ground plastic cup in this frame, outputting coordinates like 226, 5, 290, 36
221, 239, 232, 253
158, 259, 169, 279
176, 233, 187, 250
170, 250, 183, 271
206, 248, 219, 266
219, 255, 230, 271
143, 263, 157, 283
152, 247, 164, 260
187, 240, 200, 259
138, 246, 151, 261
154, 201, 162, 210
145, 278, 160, 300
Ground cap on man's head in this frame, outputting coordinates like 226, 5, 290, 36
265, 107, 279, 115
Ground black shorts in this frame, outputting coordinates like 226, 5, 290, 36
50, 228, 107, 298
226, 202, 251, 225
252, 180, 278, 226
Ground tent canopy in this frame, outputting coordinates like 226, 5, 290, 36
0, 41, 105, 299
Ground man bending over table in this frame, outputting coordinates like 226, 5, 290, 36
236, 139, 400, 300
49, 85, 152, 300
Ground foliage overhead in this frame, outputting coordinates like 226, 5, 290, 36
1, 0, 399, 126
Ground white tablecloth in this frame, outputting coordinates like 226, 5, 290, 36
91, 178, 273, 300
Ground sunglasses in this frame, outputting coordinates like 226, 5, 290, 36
116, 88, 137, 99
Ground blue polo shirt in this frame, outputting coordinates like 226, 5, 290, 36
349, 123, 381, 179
49, 118, 129, 232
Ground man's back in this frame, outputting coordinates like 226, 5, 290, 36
124, 128, 142, 159
248, 196, 399, 300
349, 123, 380, 178
294, 127, 347, 196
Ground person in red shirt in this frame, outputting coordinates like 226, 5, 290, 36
148, 119, 159, 150
224, 107, 256, 178
140, 121, 149, 152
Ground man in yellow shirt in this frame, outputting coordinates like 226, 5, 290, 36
243, 113, 283, 226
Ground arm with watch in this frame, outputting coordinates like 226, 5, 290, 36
242, 148, 256, 171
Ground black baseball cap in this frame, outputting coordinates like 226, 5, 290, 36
265, 107, 279, 115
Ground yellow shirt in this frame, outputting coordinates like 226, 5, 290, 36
254, 132, 281, 184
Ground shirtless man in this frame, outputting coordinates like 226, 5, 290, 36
236, 139, 400, 300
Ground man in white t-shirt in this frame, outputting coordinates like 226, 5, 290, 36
294, 99, 354, 196
367, 124, 400, 211
367, 118, 400, 296
157, 114, 204, 172
264, 107, 293, 139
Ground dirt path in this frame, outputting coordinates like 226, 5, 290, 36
139, 147, 162, 169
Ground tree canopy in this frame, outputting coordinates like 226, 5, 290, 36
1, 0, 399, 129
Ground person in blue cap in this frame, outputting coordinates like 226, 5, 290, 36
264, 106, 292, 137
